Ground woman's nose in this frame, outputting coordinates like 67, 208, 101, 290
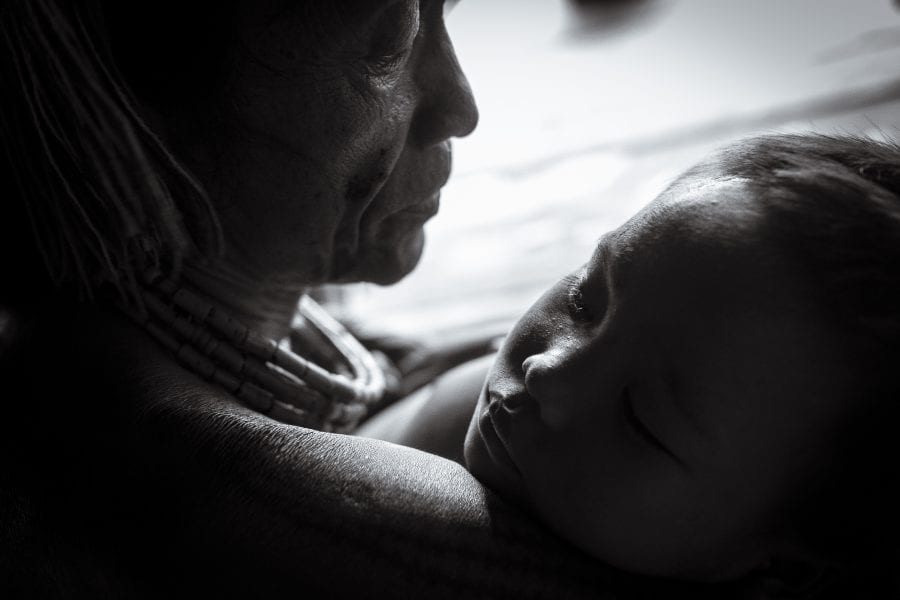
413, 22, 479, 145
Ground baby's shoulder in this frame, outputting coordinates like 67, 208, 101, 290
356, 353, 494, 463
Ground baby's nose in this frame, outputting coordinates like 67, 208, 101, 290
523, 349, 584, 429
522, 353, 555, 398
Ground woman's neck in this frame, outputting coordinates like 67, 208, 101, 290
181, 261, 306, 342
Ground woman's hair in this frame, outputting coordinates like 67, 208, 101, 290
0, 0, 233, 307
682, 133, 900, 597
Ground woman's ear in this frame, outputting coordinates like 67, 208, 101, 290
744, 557, 841, 600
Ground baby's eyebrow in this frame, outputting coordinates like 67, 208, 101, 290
591, 233, 626, 285
591, 234, 614, 266
583, 236, 615, 298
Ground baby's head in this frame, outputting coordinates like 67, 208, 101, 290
465, 134, 900, 596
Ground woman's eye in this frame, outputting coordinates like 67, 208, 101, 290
364, 2, 420, 72
566, 274, 593, 323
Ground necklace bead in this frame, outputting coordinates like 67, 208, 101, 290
124, 276, 385, 432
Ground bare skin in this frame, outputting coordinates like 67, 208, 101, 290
171, 0, 478, 340
1, 299, 658, 598
363, 177, 860, 598
2, 2, 849, 598
0, 0, 644, 594
1, 3, 647, 596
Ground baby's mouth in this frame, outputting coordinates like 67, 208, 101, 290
475, 394, 536, 510
488, 389, 537, 415
477, 403, 526, 492
484, 389, 539, 464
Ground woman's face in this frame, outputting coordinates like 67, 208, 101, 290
195, 0, 477, 286
464, 179, 856, 582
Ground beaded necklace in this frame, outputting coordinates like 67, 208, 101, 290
125, 274, 385, 433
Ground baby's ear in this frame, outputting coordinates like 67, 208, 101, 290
745, 557, 841, 600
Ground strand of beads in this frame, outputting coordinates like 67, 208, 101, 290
125, 275, 385, 432
296, 296, 385, 404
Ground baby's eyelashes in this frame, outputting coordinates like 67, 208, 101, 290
563, 264, 610, 326
564, 269, 596, 323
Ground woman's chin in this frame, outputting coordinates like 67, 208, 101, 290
338, 228, 426, 285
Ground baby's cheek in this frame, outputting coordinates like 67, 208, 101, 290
546, 451, 703, 567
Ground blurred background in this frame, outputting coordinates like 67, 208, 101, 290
327, 0, 900, 347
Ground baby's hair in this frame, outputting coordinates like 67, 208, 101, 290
703, 134, 900, 342
682, 134, 900, 597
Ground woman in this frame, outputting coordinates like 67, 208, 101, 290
0, 1, 653, 597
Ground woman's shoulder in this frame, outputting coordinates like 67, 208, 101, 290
2, 301, 638, 599
86, 320, 619, 597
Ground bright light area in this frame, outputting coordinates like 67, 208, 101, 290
334, 0, 900, 340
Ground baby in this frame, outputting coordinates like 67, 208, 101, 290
359, 133, 900, 598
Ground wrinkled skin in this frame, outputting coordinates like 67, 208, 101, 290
157, 0, 479, 338
202, 0, 478, 287
5, 3, 635, 596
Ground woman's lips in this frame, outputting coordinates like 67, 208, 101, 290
418, 191, 441, 215
394, 191, 441, 220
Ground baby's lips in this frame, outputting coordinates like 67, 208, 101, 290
490, 390, 537, 414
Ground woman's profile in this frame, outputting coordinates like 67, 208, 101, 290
5, 1, 893, 599
0, 1, 628, 597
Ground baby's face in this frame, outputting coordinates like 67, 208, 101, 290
465, 179, 856, 582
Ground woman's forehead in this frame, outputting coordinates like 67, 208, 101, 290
238, 0, 425, 41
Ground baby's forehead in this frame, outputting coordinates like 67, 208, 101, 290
653, 175, 757, 219
665, 174, 752, 200
611, 175, 765, 253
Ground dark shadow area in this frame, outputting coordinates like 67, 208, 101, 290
562, 0, 672, 41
